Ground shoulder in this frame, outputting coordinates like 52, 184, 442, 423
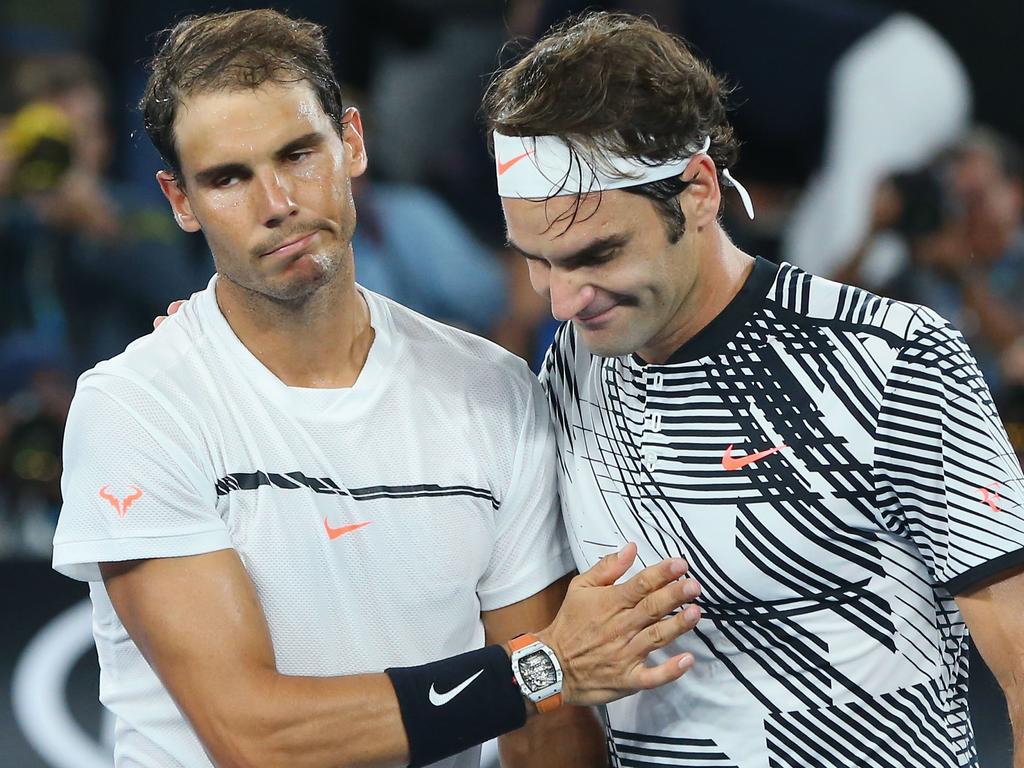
71, 285, 217, 436
372, 290, 540, 405
768, 262, 953, 346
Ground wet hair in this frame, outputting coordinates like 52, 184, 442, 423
483, 11, 739, 241
140, 9, 344, 181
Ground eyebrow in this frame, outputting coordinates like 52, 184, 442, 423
506, 233, 631, 269
192, 131, 327, 187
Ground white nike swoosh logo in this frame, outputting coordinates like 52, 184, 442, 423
428, 669, 485, 706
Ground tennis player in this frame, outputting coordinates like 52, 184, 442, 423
486, 12, 1024, 768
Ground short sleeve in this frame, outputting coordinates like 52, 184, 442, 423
873, 317, 1024, 594
53, 377, 229, 582
476, 371, 575, 611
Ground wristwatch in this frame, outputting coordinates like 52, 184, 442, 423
509, 634, 563, 712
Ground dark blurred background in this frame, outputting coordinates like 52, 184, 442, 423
1, 1, 1022, 766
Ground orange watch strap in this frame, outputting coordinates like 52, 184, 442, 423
509, 633, 538, 651
536, 692, 563, 713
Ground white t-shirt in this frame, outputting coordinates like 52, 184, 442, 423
53, 277, 574, 768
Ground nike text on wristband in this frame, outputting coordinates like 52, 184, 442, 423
385, 645, 527, 767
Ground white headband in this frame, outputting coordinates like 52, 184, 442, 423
493, 130, 754, 220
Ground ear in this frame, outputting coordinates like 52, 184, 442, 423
156, 171, 201, 233
341, 106, 368, 180
677, 154, 722, 230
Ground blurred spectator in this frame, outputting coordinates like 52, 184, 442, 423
1003, 336, 1024, 461
850, 127, 1024, 406
778, 2, 970, 281
2, 53, 209, 374
367, 0, 544, 245
368, 1, 511, 187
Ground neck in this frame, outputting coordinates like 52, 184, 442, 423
638, 227, 755, 364
215, 268, 374, 389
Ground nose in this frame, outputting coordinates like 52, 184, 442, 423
255, 169, 298, 227
548, 268, 594, 322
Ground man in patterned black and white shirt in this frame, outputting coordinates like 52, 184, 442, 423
485, 12, 1024, 768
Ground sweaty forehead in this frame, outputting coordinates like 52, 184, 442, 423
502, 190, 643, 248
173, 81, 330, 170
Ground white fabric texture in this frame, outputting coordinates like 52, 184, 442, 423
53, 277, 574, 767
782, 14, 971, 282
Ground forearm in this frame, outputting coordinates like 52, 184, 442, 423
105, 547, 701, 768
196, 668, 409, 768
498, 706, 607, 768
956, 577, 1024, 768
1010, 687, 1024, 768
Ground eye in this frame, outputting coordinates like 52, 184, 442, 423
214, 175, 239, 189
287, 150, 312, 164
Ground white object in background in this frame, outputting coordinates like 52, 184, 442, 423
12, 598, 111, 768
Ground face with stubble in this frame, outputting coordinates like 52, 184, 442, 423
158, 80, 367, 305
502, 188, 702, 360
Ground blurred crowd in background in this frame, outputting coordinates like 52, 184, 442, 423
1, 0, 1022, 558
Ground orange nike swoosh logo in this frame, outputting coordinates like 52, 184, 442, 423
323, 518, 371, 540
979, 482, 1002, 514
722, 443, 787, 470
496, 150, 534, 176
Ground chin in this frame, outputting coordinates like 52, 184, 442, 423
277, 252, 341, 292
575, 325, 642, 359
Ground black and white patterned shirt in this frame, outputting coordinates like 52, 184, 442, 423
541, 257, 1024, 768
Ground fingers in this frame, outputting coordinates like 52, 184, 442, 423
633, 603, 701, 654
630, 652, 695, 691
153, 300, 187, 329
630, 577, 700, 633
574, 542, 638, 588
620, 557, 690, 606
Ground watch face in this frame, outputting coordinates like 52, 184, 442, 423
518, 650, 557, 692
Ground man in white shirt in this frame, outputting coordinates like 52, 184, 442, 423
52, 10, 703, 768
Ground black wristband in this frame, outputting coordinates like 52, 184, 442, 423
385, 644, 527, 767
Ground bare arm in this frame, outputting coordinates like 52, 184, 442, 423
483, 574, 608, 768
102, 543, 699, 768
956, 566, 1024, 768
101, 549, 410, 768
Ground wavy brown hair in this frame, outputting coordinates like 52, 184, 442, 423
482, 12, 739, 241
140, 9, 345, 182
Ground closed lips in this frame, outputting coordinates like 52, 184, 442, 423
578, 302, 619, 321
263, 230, 317, 256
